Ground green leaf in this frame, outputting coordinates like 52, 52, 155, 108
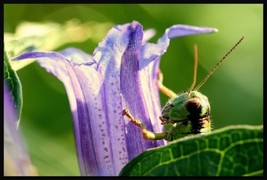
119, 125, 263, 176
4, 50, 23, 124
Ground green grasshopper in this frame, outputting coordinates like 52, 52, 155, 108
123, 36, 244, 141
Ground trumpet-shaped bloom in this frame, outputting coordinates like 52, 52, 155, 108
12, 21, 217, 176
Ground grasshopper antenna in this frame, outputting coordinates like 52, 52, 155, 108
194, 36, 244, 91
188, 44, 199, 94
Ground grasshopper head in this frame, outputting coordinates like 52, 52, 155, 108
160, 91, 210, 127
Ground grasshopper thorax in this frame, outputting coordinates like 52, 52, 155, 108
160, 91, 211, 135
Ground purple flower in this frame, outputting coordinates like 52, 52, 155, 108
4, 84, 36, 176
12, 21, 217, 176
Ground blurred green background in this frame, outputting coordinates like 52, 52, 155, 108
4, 4, 263, 176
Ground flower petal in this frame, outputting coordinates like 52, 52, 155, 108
94, 20, 162, 171
4, 84, 36, 175
118, 21, 164, 156
61, 48, 96, 66
13, 51, 101, 175
158, 24, 218, 45
140, 25, 218, 69
142, 28, 156, 43
12, 49, 128, 175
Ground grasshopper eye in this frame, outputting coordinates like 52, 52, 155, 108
185, 98, 202, 114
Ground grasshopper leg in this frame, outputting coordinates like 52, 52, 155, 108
122, 109, 171, 141
157, 70, 177, 99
